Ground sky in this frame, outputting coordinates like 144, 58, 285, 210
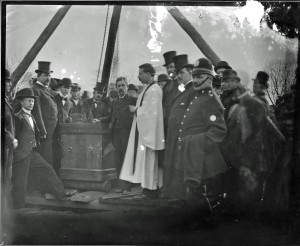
5, 2, 298, 92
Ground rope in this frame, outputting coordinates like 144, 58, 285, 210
96, 5, 110, 83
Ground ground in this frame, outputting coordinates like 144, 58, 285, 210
3, 206, 300, 245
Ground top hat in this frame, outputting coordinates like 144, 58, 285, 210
5, 69, 11, 80
71, 83, 81, 91
157, 74, 172, 83
214, 61, 232, 73
128, 84, 138, 92
192, 58, 214, 76
212, 76, 221, 87
222, 69, 241, 82
163, 51, 177, 67
59, 78, 72, 88
35, 61, 53, 74
173, 54, 193, 73
94, 82, 107, 93
253, 71, 269, 85
16, 88, 37, 99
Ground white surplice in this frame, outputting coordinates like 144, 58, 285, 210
119, 83, 165, 190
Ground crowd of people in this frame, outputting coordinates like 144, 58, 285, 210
3, 52, 298, 225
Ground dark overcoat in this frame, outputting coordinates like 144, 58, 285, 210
180, 88, 228, 188
5, 96, 15, 148
88, 97, 112, 123
53, 93, 73, 124
162, 82, 197, 200
70, 99, 89, 122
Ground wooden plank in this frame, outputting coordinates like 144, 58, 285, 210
100, 5, 122, 86
166, 6, 221, 66
60, 123, 111, 134
62, 180, 114, 192
10, 5, 72, 91
60, 168, 116, 181
70, 191, 105, 203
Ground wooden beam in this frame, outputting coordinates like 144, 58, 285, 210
10, 5, 72, 92
99, 5, 122, 86
166, 6, 221, 66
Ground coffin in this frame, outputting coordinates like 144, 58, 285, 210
60, 123, 117, 191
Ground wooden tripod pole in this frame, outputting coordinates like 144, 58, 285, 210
9, 5, 72, 92
166, 6, 221, 66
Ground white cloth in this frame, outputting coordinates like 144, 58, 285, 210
23, 108, 34, 129
119, 83, 165, 190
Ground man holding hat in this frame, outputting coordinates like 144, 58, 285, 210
32, 61, 58, 166
52, 78, 73, 175
12, 88, 66, 209
163, 58, 227, 214
70, 83, 89, 123
252, 71, 270, 115
220, 69, 271, 214
88, 82, 111, 123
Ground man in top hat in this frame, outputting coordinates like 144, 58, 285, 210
157, 74, 172, 89
127, 84, 138, 98
31, 61, 58, 166
214, 60, 232, 78
163, 58, 227, 210
162, 54, 196, 198
120, 63, 164, 198
252, 71, 270, 115
12, 88, 66, 209
88, 82, 111, 123
220, 69, 283, 215
4, 68, 18, 211
111, 77, 137, 188
70, 83, 89, 123
52, 78, 73, 175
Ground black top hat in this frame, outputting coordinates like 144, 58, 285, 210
128, 84, 138, 92
222, 69, 241, 82
35, 61, 53, 74
253, 71, 269, 84
59, 78, 72, 88
214, 61, 232, 73
192, 58, 214, 76
173, 54, 193, 73
94, 82, 107, 93
5, 69, 11, 80
71, 83, 81, 91
157, 74, 172, 83
212, 76, 221, 87
163, 51, 177, 67
16, 88, 37, 99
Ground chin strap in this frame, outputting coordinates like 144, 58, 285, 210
193, 76, 209, 88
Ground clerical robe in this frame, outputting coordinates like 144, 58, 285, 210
119, 83, 165, 190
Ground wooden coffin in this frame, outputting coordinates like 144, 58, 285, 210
60, 123, 117, 191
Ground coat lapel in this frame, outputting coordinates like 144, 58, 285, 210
21, 109, 35, 132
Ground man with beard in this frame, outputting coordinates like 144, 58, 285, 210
252, 71, 270, 115
220, 69, 269, 214
70, 83, 89, 122
52, 78, 73, 175
162, 54, 195, 200
88, 82, 111, 123
111, 77, 137, 182
32, 61, 58, 166
119, 64, 164, 198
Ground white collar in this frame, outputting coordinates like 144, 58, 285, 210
36, 81, 48, 87
22, 108, 31, 115
237, 92, 248, 100
184, 80, 193, 87
58, 91, 68, 99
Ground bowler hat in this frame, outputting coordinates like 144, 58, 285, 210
157, 74, 172, 83
214, 61, 232, 73
35, 61, 53, 74
173, 54, 193, 73
212, 76, 221, 87
59, 78, 72, 88
163, 51, 177, 67
94, 82, 107, 93
16, 88, 37, 99
128, 84, 138, 92
253, 71, 269, 86
222, 69, 241, 82
71, 83, 81, 91
5, 69, 11, 80
192, 58, 214, 76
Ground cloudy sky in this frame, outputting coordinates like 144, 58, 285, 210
6, 3, 298, 92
